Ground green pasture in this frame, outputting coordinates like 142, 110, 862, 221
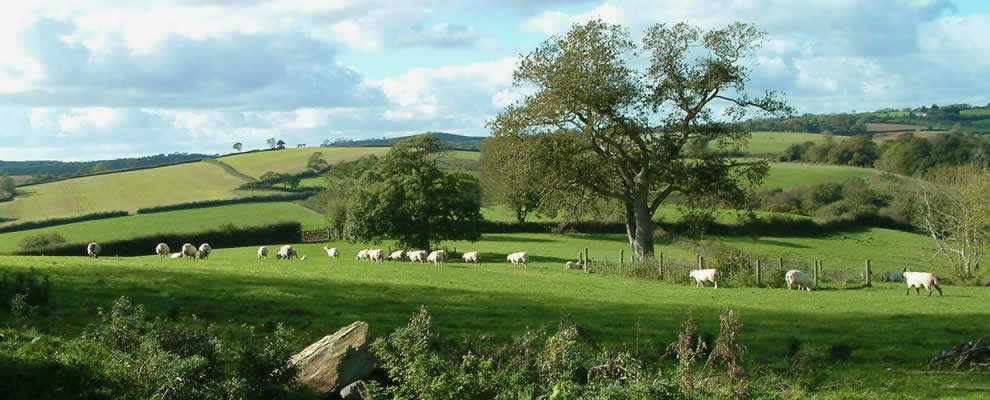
0, 202, 325, 254
446, 150, 481, 160
960, 108, 990, 117
763, 163, 879, 190
0, 161, 249, 224
0, 231, 985, 398
739, 131, 848, 155
219, 147, 387, 178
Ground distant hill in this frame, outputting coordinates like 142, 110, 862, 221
326, 132, 484, 151
0, 152, 214, 184
743, 103, 990, 135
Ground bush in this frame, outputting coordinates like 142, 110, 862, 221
18, 232, 67, 251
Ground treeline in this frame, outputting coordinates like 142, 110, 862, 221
325, 132, 483, 151
135, 194, 315, 214
15, 221, 301, 256
0, 172, 14, 201
778, 132, 989, 174
755, 176, 913, 229
0, 152, 213, 180
744, 103, 990, 134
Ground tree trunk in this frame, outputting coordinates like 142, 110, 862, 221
624, 191, 655, 260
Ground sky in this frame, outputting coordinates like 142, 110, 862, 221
0, 0, 987, 161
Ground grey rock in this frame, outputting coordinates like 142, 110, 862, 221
339, 380, 368, 400
290, 321, 375, 396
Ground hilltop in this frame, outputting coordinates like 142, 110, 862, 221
325, 132, 484, 150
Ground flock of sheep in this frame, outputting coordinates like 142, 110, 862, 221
85, 240, 942, 296
687, 267, 943, 296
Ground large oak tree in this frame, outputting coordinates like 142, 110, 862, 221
488, 20, 791, 259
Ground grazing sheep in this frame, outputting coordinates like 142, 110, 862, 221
564, 261, 582, 270
462, 251, 480, 264
368, 249, 385, 263
388, 250, 406, 261
689, 269, 718, 288
881, 271, 905, 282
355, 249, 369, 261
277, 245, 296, 260
323, 246, 339, 260
86, 242, 101, 258
258, 246, 269, 259
197, 243, 211, 259
170, 252, 183, 259
407, 250, 427, 263
507, 252, 529, 268
903, 269, 943, 296
300, 255, 308, 260
427, 250, 447, 266
155, 243, 170, 258
785, 270, 813, 291
181, 243, 197, 258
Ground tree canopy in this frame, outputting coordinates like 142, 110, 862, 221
487, 20, 791, 258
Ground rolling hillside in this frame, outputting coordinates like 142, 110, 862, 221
219, 147, 387, 178
741, 131, 849, 155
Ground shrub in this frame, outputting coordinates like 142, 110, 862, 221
18, 232, 67, 251
0, 269, 51, 309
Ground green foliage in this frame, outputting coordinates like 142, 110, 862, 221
0, 172, 14, 202
480, 136, 547, 223
876, 133, 989, 175
134, 194, 314, 214
777, 135, 878, 167
18, 232, 67, 251
305, 152, 329, 173
0, 211, 131, 234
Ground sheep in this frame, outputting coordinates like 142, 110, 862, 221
197, 243, 211, 259
155, 243, 170, 258
507, 252, 529, 268
785, 270, 813, 291
564, 261, 582, 270
258, 246, 269, 259
300, 255, 308, 260
323, 246, 339, 260
903, 269, 943, 296
277, 245, 296, 260
427, 250, 447, 266
86, 242, 101, 258
368, 249, 385, 263
170, 252, 183, 259
689, 269, 718, 288
356, 249, 369, 261
407, 250, 427, 263
881, 271, 905, 282
388, 250, 406, 261
181, 243, 197, 258
462, 251, 480, 264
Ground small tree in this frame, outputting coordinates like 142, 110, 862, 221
479, 136, 546, 223
334, 135, 482, 250
276, 140, 286, 150
233, 142, 243, 152
266, 137, 277, 149
307, 152, 330, 173
0, 172, 15, 201
917, 165, 989, 280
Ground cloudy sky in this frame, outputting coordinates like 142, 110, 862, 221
1, 0, 987, 161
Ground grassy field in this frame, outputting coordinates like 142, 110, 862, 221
763, 163, 879, 189
0, 202, 325, 254
0, 232, 985, 398
741, 131, 848, 155
960, 108, 990, 117
0, 161, 250, 224
219, 147, 387, 178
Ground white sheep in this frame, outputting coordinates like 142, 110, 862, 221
689, 269, 718, 288
155, 243, 170, 258
277, 245, 296, 260
785, 270, 813, 291
197, 243, 211, 259
407, 250, 427, 263
258, 246, 269, 259
427, 250, 447, 266
86, 242, 101, 258
564, 261, 582, 270
170, 252, 183, 259
462, 251, 480, 264
507, 252, 529, 268
181, 243, 197, 258
388, 250, 405, 261
903, 269, 943, 296
368, 249, 385, 263
300, 255, 308, 260
323, 246, 339, 260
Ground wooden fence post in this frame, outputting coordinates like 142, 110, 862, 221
813, 260, 819, 287
620, 250, 624, 267
818, 260, 823, 284
585, 248, 590, 274
700, 256, 705, 269
658, 252, 664, 280
865, 259, 872, 287
778, 257, 783, 271
756, 258, 762, 286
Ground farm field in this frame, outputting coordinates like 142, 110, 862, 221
866, 123, 927, 132
0, 161, 249, 224
741, 131, 848, 154
219, 147, 387, 178
763, 162, 880, 189
0, 232, 985, 399
0, 202, 325, 254
960, 108, 990, 117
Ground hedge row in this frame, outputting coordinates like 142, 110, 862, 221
135, 194, 316, 214
15, 221, 302, 257
0, 211, 130, 234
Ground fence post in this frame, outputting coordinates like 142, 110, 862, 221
620, 249, 624, 267
658, 252, 664, 280
778, 257, 783, 271
700, 256, 705, 269
813, 260, 819, 287
818, 260, 823, 285
584, 248, 590, 274
756, 258, 762, 287
865, 259, 872, 287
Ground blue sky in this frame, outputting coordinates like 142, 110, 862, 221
0, 0, 987, 161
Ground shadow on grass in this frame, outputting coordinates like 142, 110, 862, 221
751, 238, 810, 248
481, 235, 557, 243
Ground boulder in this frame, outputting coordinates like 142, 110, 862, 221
291, 321, 375, 396
339, 380, 369, 400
